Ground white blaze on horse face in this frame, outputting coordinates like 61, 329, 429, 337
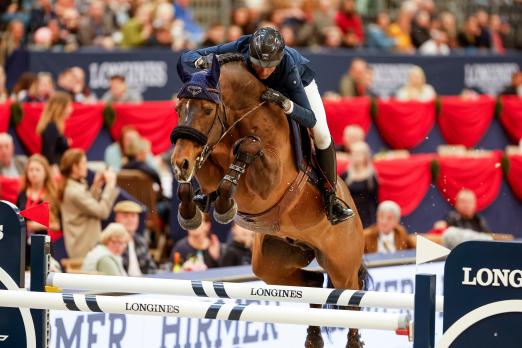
185, 100, 191, 122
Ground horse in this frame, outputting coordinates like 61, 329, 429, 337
170, 54, 366, 348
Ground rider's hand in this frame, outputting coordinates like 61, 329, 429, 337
261, 88, 293, 114
195, 54, 214, 69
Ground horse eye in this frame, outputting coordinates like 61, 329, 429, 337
204, 108, 213, 115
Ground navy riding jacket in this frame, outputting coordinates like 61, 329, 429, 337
180, 35, 317, 128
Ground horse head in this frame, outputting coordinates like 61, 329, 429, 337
171, 55, 224, 182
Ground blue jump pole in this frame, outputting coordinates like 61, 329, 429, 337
413, 274, 436, 348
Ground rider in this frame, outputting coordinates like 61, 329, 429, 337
180, 26, 354, 225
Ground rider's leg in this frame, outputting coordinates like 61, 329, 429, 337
304, 79, 354, 224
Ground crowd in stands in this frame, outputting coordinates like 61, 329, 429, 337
0, 0, 518, 60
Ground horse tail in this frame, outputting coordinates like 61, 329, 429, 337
358, 261, 373, 291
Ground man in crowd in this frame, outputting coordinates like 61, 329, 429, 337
113, 200, 157, 275
0, 133, 26, 176
446, 189, 490, 233
338, 58, 374, 97
102, 74, 143, 103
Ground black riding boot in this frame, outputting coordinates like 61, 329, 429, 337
316, 141, 355, 225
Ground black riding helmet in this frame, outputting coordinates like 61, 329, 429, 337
248, 27, 285, 68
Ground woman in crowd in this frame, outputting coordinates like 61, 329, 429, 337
341, 141, 379, 228
36, 92, 72, 171
104, 126, 157, 171
82, 223, 130, 276
171, 214, 221, 271
17, 154, 61, 263
60, 148, 119, 258
396, 65, 436, 101
0, 67, 8, 102
23, 72, 55, 102
220, 223, 255, 267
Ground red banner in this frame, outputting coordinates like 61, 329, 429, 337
438, 96, 495, 147
375, 100, 435, 149
499, 96, 522, 142
110, 101, 177, 155
15, 103, 103, 154
374, 154, 434, 216
436, 152, 502, 211
0, 103, 10, 133
507, 154, 522, 201
324, 97, 371, 145
0, 176, 20, 203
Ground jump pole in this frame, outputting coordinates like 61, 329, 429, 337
47, 272, 444, 312
0, 289, 410, 331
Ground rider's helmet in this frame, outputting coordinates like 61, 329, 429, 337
248, 27, 285, 68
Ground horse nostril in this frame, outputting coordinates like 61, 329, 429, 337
181, 159, 190, 171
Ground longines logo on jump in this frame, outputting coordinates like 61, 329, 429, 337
462, 267, 522, 288
0, 335, 8, 341
125, 303, 180, 314
249, 288, 303, 299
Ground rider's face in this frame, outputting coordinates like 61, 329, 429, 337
252, 64, 276, 80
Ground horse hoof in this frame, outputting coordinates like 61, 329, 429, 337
213, 201, 237, 224
305, 326, 324, 348
178, 207, 202, 230
346, 332, 365, 348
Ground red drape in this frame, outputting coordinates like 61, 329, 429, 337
374, 154, 434, 216
0, 103, 10, 133
110, 101, 177, 155
15, 103, 103, 154
436, 152, 502, 211
375, 100, 435, 149
507, 154, 522, 201
324, 97, 371, 144
438, 96, 495, 147
0, 176, 20, 203
499, 96, 522, 142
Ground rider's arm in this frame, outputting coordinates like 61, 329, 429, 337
283, 69, 317, 128
180, 36, 250, 71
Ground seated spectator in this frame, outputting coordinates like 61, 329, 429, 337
320, 26, 343, 48
113, 200, 157, 275
220, 224, 254, 267
23, 72, 55, 102
0, 19, 25, 67
446, 189, 489, 233
489, 14, 505, 54
410, 11, 431, 48
387, 10, 414, 53
0, 133, 26, 177
77, 0, 115, 49
396, 66, 436, 101
439, 11, 458, 49
339, 58, 373, 97
122, 137, 161, 188
337, 124, 365, 154
335, 0, 364, 47
500, 71, 522, 96
341, 141, 378, 228
70, 67, 96, 103
173, 0, 205, 47
60, 149, 119, 258
102, 75, 143, 103
364, 200, 415, 254
36, 92, 72, 170
17, 154, 60, 263
457, 16, 480, 49
0, 66, 7, 102
11, 72, 37, 101
82, 223, 130, 276
366, 12, 396, 51
56, 68, 75, 98
202, 23, 226, 46
120, 4, 153, 49
475, 10, 491, 49
419, 29, 450, 55
28, 0, 57, 34
171, 214, 221, 271
227, 25, 244, 42
105, 126, 140, 171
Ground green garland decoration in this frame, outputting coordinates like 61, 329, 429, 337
430, 158, 440, 182
9, 102, 23, 126
103, 103, 116, 128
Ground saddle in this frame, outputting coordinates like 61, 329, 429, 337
235, 119, 322, 233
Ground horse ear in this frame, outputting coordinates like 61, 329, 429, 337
176, 58, 192, 83
206, 55, 220, 88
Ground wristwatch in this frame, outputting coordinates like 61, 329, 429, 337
282, 99, 292, 113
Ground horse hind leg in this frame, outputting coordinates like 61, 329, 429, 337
346, 264, 370, 348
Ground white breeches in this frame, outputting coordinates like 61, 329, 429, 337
304, 79, 332, 150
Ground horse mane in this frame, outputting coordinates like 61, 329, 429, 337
216, 53, 245, 66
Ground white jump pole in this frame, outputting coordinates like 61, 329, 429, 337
0, 289, 409, 331
48, 272, 444, 312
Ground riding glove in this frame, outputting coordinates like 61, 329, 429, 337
261, 88, 293, 114
195, 54, 215, 69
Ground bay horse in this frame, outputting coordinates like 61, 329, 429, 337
171, 54, 366, 348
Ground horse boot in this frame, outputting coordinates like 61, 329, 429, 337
315, 141, 354, 225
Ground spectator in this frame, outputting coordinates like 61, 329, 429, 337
387, 10, 414, 53
439, 11, 458, 49
23, 72, 55, 102
410, 11, 431, 48
231, 7, 254, 35
28, 0, 57, 34
77, 0, 115, 49
419, 29, 450, 55
457, 16, 480, 49
446, 189, 490, 233
171, 214, 221, 271
120, 3, 153, 48
11, 72, 37, 101
220, 223, 254, 267
147, 2, 175, 48
70, 66, 96, 103
102, 75, 143, 103
202, 23, 226, 46
105, 126, 139, 171
0, 67, 7, 102
500, 71, 522, 96
363, 200, 415, 254
335, 0, 364, 47
321, 26, 343, 48
60, 148, 119, 258
475, 9, 491, 49
17, 154, 60, 262
339, 58, 373, 97
56, 68, 75, 97
337, 124, 365, 153
113, 200, 157, 275
173, 0, 205, 47
489, 14, 505, 54
366, 12, 396, 51
0, 19, 25, 66
0, 133, 26, 177
396, 66, 436, 101
36, 92, 72, 169
122, 137, 161, 188
82, 223, 130, 276
227, 25, 244, 42
341, 141, 378, 228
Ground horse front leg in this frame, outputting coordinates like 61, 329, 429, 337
213, 136, 263, 224
177, 182, 203, 230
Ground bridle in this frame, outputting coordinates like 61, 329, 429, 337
170, 87, 265, 170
